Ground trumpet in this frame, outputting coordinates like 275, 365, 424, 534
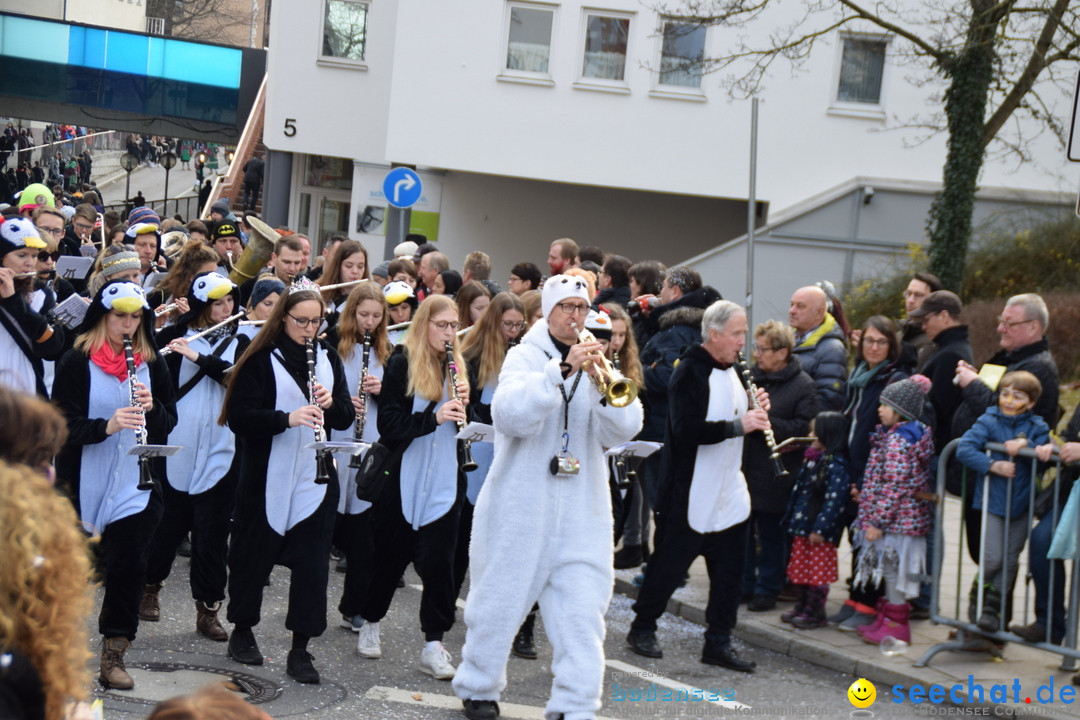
734, 351, 788, 478
306, 338, 332, 484
123, 335, 156, 491
445, 342, 478, 472
348, 332, 371, 470
571, 323, 638, 408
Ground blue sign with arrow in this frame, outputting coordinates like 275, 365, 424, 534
383, 167, 423, 209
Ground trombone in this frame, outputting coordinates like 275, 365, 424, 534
571, 322, 638, 408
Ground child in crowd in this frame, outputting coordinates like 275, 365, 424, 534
854, 375, 934, 644
781, 411, 851, 629
956, 370, 1051, 633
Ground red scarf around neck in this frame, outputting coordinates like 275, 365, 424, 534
90, 342, 142, 382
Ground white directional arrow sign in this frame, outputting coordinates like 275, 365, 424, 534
382, 167, 423, 209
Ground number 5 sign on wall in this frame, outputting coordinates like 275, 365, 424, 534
284, 118, 297, 137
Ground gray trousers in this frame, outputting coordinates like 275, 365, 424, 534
981, 514, 1030, 592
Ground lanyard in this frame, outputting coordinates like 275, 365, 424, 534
559, 369, 583, 451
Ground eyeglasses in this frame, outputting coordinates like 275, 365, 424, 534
73, 222, 95, 232
555, 302, 590, 316
862, 338, 890, 347
502, 321, 527, 330
37, 251, 61, 262
997, 317, 1036, 329
36, 226, 64, 237
287, 313, 321, 328
753, 345, 779, 353
430, 320, 463, 332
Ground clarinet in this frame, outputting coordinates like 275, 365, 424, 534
305, 338, 331, 484
734, 351, 789, 478
348, 332, 371, 470
445, 342, 478, 472
123, 335, 156, 490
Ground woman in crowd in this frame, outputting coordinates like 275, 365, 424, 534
833, 315, 912, 629
141, 272, 248, 643
327, 282, 391, 637
87, 245, 142, 296
318, 239, 370, 329
53, 280, 178, 690
353, 295, 469, 682
219, 283, 353, 684
456, 281, 491, 329
385, 281, 417, 346
432, 269, 463, 298
150, 242, 218, 322
520, 289, 543, 328
0, 217, 66, 397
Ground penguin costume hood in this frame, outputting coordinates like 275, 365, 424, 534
173, 271, 240, 330
77, 280, 155, 338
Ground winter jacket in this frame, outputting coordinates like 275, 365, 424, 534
919, 324, 973, 453
952, 337, 1059, 437
900, 318, 933, 372
742, 356, 819, 513
857, 421, 934, 536
633, 285, 721, 349
791, 313, 848, 411
956, 406, 1050, 519
843, 359, 911, 482
592, 285, 630, 311
784, 451, 852, 545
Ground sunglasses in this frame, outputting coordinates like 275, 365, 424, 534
37, 251, 62, 262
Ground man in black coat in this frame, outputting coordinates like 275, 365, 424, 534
627, 299, 771, 672
909, 290, 973, 454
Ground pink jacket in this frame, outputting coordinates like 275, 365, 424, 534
857, 421, 934, 536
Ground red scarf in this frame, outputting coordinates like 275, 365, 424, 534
90, 342, 142, 382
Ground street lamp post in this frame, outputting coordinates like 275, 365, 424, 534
120, 152, 138, 216
160, 152, 177, 217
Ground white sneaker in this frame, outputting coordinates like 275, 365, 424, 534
419, 642, 456, 680
356, 622, 381, 658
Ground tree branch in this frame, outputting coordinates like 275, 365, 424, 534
836, 0, 949, 61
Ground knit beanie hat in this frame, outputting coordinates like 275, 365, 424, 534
59, 205, 76, 221
210, 199, 231, 218
583, 309, 612, 341
127, 205, 160, 228
14, 183, 54, 213
541, 274, 591, 319
0, 217, 47, 258
212, 221, 242, 243
249, 276, 286, 307
372, 261, 391, 280
880, 374, 931, 422
101, 250, 141, 279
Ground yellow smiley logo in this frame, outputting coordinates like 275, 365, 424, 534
848, 678, 876, 708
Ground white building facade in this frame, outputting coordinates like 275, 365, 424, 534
263, 0, 1075, 285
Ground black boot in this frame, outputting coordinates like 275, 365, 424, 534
977, 585, 1003, 633
702, 633, 755, 672
227, 627, 263, 665
512, 612, 538, 659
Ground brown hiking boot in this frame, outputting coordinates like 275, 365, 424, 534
100, 637, 134, 689
196, 601, 229, 641
138, 582, 162, 622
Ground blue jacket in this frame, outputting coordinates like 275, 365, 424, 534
638, 306, 705, 441
791, 314, 848, 411
956, 406, 1050, 519
784, 452, 851, 545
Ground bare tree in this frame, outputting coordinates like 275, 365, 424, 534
657, 0, 1080, 291
147, 0, 252, 45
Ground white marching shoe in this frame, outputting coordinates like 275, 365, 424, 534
419, 641, 456, 680
356, 621, 381, 658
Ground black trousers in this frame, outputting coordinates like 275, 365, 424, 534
453, 501, 474, 600
631, 517, 749, 641
226, 480, 338, 638
361, 490, 461, 641
145, 470, 236, 602
333, 510, 375, 618
98, 493, 164, 640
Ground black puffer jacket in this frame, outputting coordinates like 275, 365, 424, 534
920, 324, 973, 453
742, 356, 820, 514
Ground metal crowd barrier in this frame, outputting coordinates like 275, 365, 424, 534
916, 438, 1079, 670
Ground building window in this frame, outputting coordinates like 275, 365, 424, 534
322, 0, 368, 63
582, 13, 630, 81
506, 4, 554, 75
837, 37, 886, 104
658, 20, 705, 88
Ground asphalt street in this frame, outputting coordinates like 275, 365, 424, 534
89, 556, 926, 720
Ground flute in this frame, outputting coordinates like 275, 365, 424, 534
155, 302, 179, 318
387, 321, 412, 331
238, 319, 267, 326
159, 310, 246, 354
319, 278, 369, 293
734, 351, 789, 478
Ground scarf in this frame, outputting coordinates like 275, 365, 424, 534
846, 360, 885, 391
91, 342, 141, 382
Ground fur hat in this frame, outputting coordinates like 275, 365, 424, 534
584, 309, 612, 341
542, 274, 591, 319
249, 276, 286, 307
127, 206, 160, 228
0, 217, 47, 257
100, 250, 141, 279
880, 374, 931, 422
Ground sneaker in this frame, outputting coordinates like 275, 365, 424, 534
356, 622, 381, 658
837, 611, 877, 632
227, 627, 263, 665
420, 642, 456, 680
286, 648, 320, 684
828, 600, 857, 625
462, 699, 500, 720
340, 614, 365, 632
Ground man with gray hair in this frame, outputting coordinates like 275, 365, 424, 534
626, 299, 771, 673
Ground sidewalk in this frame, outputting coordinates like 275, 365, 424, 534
614, 495, 1080, 718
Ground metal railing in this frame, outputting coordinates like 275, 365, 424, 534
104, 196, 203, 224
916, 438, 1079, 670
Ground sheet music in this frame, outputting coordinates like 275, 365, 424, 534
51, 293, 90, 328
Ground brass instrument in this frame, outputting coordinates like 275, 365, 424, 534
571, 323, 638, 408
227, 216, 279, 284
445, 342, 478, 472
734, 351, 788, 478
348, 332, 371, 469
123, 335, 156, 490
305, 338, 332, 484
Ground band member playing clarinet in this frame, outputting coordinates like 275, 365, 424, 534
353, 294, 470, 681
454, 275, 642, 720
326, 282, 390, 635
53, 280, 177, 690
626, 299, 770, 673
218, 283, 354, 684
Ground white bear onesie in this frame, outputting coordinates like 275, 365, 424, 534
453, 318, 643, 720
